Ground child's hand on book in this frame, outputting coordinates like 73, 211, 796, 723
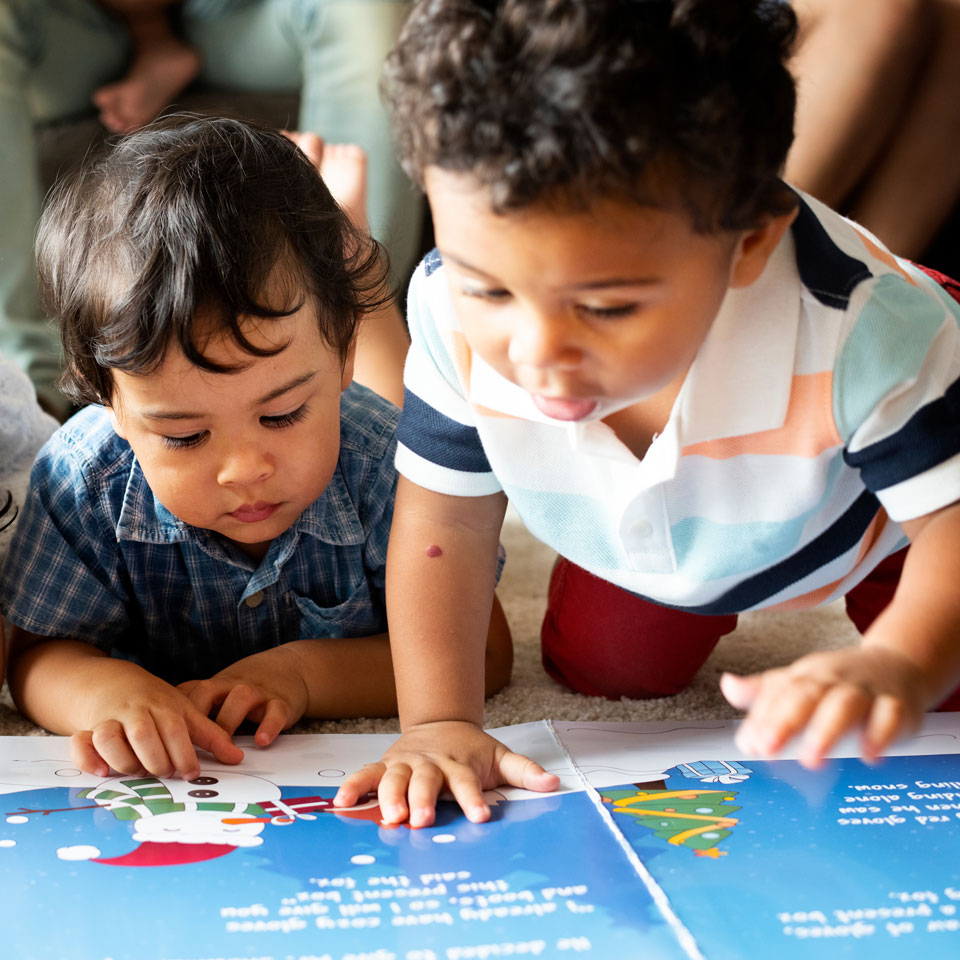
720, 645, 930, 769
333, 720, 560, 827
179, 646, 310, 748
70, 668, 244, 780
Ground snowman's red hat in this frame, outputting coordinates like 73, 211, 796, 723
94, 841, 236, 867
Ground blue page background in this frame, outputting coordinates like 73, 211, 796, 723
601, 753, 960, 958
0, 784, 685, 960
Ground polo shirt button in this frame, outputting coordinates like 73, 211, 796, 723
245, 591, 264, 608
630, 520, 654, 540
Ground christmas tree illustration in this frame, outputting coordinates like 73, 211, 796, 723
600, 762, 747, 859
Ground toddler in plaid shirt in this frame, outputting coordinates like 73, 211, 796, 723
0, 115, 513, 780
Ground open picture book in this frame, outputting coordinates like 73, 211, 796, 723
2, 715, 959, 959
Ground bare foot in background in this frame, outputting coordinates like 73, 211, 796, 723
93, 35, 200, 133
283, 130, 407, 407
284, 131, 369, 232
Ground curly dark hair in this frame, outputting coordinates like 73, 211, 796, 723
36, 115, 390, 406
383, 0, 798, 230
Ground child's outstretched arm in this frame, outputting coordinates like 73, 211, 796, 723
334, 478, 559, 826
722, 500, 960, 767
6, 628, 243, 779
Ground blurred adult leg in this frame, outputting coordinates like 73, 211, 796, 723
848, 0, 960, 258
0, 0, 128, 415
185, 0, 421, 285
785, 0, 931, 208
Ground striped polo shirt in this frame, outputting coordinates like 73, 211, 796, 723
396, 192, 960, 614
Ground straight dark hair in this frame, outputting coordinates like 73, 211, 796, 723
36, 115, 389, 405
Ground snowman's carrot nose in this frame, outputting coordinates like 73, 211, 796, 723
221, 816, 272, 824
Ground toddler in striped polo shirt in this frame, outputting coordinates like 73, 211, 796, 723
335, 0, 960, 827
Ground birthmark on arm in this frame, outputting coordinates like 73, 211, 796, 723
425, 544, 443, 558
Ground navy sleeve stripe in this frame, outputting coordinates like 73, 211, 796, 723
791, 198, 871, 309
647, 490, 881, 615
397, 389, 493, 473
844, 377, 960, 490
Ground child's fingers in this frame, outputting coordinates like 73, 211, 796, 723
153, 712, 205, 781
213, 684, 265, 737
719, 672, 763, 710
497, 750, 561, 793
178, 678, 225, 718
798, 684, 872, 769
862, 694, 911, 763
335, 762, 386, 807
377, 763, 414, 824
445, 765, 491, 824
406, 763, 445, 828
735, 673, 822, 756
92, 719, 154, 777
186, 711, 245, 767
69, 730, 110, 778
128, 714, 181, 778
253, 699, 292, 748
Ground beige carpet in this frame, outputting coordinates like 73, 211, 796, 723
0, 507, 858, 737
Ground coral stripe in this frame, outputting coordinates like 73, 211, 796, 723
682, 372, 842, 460
854, 230, 916, 286
768, 578, 843, 612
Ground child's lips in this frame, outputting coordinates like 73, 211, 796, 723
532, 394, 599, 421
229, 501, 279, 523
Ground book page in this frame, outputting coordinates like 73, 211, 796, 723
555, 715, 960, 959
0, 721, 686, 960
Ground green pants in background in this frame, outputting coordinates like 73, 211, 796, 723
0, 0, 419, 414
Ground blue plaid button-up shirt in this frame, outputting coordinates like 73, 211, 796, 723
0, 384, 398, 684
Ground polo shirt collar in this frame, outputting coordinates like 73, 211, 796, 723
675, 226, 800, 447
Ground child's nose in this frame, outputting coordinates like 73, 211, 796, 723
507, 309, 582, 370
217, 443, 274, 486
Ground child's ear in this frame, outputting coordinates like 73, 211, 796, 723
105, 402, 126, 440
340, 338, 357, 392
729, 206, 799, 289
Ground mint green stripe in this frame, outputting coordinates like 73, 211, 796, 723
834, 275, 945, 442
670, 456, 844, 581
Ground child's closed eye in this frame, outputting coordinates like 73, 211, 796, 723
261, 403, 310, 429
159, 404, 309, 449
162, 431, 206, 450
577, 303, 641, 320
459, 286, 511, 302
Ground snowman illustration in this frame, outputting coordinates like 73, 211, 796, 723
10, 769, 385, 868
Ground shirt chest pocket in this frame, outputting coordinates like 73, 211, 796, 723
290, 578, 384, 640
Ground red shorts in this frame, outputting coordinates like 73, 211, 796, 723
542, 552, 960, 711
540, 550, 911, 698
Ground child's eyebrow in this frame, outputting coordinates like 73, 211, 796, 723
255, 371, 317, 406
440, 250, 661, 289
140, 372, 317, 422
567, 277, 663, 291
